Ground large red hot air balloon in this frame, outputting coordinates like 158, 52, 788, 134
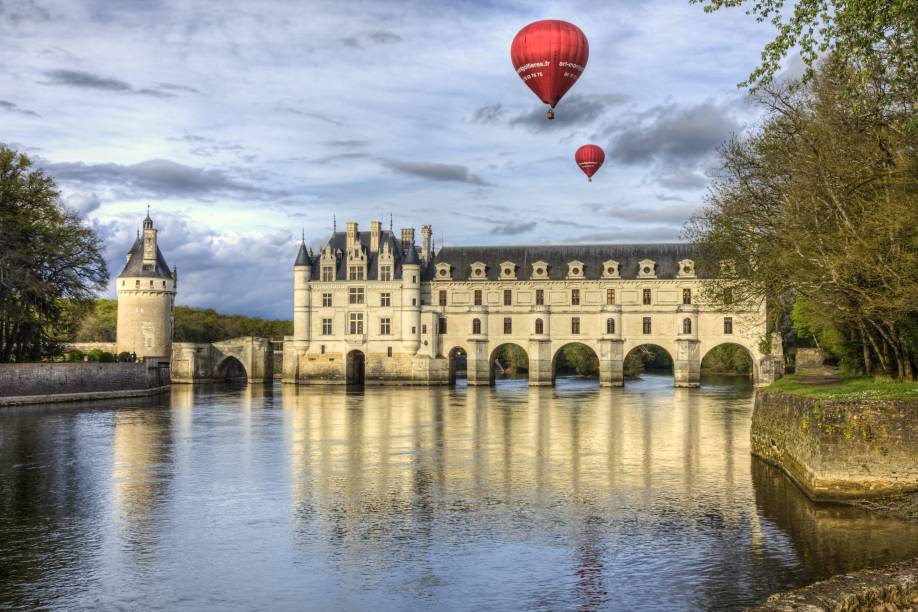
511, 20, 589, 120
575, 144, 605, 182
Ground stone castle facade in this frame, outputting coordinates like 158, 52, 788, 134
282, 220, 783, 387
115, 212, 176, 360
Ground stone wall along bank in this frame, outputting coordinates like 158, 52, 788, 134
0, 359, 170, 406
751, 390, 918, 500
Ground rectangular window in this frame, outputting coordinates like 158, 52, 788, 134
380, 292, 391, 307
321, 318, 332, 336
439, 290, 447, 306
422, 324, 427, 334
321, 266, 334, 282
411, 275, 417, 283
411, 298, 417, 306
683, 288, 692, 305
379, 265, 392, 281
348, 266, 364, 281
474, 290, 482, 306
571, 317, 580, 334
643, 288, 652, 305
606, 289, 615, 305
724, 317, 733, 335
380, 317, 391, 335
387, 346, 392, 358
642, 317, 652, 335
348, 287, 365, 304
320, 345, 325, 354
535, 289, 544, 306
503, 289, 512, 306
503, 317, 512, 334
438, 317, 447, 334
571, 289, 580, 305
322, 292, 332, 307
348, 312, 364, 335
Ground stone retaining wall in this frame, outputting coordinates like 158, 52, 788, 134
0, 359, 170, 406
751, 390, 918, 500
752, 557, 918, 611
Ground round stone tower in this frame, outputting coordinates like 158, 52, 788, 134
115, 210, 177, 360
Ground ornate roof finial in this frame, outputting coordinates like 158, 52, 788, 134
301, 228, 305, 242
333, 214, 336, 234
389, 213, 393, 233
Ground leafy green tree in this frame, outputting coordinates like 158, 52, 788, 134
0, 146, 108, 362
496, 344, 528, 375
700, 344, 753, 374
691, 0, 917, 107
556, 343, 599, 376
687, 58, 918, 378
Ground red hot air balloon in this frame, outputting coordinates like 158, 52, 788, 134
511, 20, 589, 120
575, 144, 605, 182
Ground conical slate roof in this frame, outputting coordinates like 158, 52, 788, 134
118, 237, 174, 279
294, 241, 310, 266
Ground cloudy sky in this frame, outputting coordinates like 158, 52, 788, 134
1, 0, 787, 319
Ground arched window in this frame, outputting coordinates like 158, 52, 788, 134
606, 318, 615, 334
535, 318, 544, 334
472, 318, 481, 334
683, 318, 692, 334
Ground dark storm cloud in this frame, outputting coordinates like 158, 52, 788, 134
42, 158, 283, 200
470, 103, 506, 125
582, 201, 701, 226
509, 94, 628, 131
340, 29, 403, 48
380, 159, 491, 186
605, 100, 739, 165
0, 100, 39, 116
42, 69, 197, 98
490, 221, 537, 235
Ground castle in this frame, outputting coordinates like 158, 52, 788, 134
115, 212, 176, 360
282, 220, 783, 387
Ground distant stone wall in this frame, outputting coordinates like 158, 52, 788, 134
65, 342, 118, 355
751, 390, 918, 500
0, 359, 170, 406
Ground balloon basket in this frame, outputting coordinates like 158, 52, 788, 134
546, 108, 554, 120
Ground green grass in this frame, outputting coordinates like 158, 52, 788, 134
767, 374, 918, 400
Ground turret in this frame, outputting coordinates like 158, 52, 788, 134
115, 209, 176, 360
293, 239, 312, 351
401, 231, 421, 354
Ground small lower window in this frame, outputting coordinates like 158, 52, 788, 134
724, 317, 733, 334
642, 317, 652, 335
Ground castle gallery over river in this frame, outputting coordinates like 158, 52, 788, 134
115, 213, 784, 387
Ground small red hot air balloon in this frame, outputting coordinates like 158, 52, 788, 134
575, 144, 605, 182
511, 20, 589, 120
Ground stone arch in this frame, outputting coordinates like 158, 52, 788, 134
488, 342, 529, 385
700, 341, 757, 381
447, 345, 468, 385
623, 343, 675, 382
551, 342, 600, 384
215, 355, 248, 382
346, 349, 365, 385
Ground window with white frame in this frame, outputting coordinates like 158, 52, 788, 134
348, 312, 364, 334
348, 287, 365, 304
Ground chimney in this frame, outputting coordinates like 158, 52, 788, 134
400, 227, 415, 254
370, 220, 381, 252
420, 224, 432, 263
345, 221, 358, 251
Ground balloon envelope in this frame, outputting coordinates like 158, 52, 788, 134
511, 20, 589, 111
575, 144, 605, 181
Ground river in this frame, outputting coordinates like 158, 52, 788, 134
2, 375, 917, 611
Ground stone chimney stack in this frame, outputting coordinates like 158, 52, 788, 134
345, 221, 358, 251
370, 220, 381, 252
400, 227, 415, 254
420, 224, 432, 263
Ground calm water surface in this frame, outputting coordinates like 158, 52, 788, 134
2, 375, 918, 611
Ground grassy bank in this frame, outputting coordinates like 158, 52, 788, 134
766, 374, 918, 401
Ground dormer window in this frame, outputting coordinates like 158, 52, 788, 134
678, 259, 696, 278
530, 261, 549, 280
566, 260, 585, 279
638, 259, 657, 279
602, 260, 620, 279
470, 261, 487, 280
435, 262, 452, 281
499, 262, 517, 280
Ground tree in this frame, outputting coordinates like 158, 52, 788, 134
686, 58, 918, 379
690, 0, 917, 108
0, 146, 108, 362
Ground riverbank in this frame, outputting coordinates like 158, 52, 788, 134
752, 557, 918, 611
0, 359, 170, 406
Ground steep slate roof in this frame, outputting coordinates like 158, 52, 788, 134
301, 230, 421, 280
118, 237, 174, 279
294, 241, 310, 266
423, 243, 701, 281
